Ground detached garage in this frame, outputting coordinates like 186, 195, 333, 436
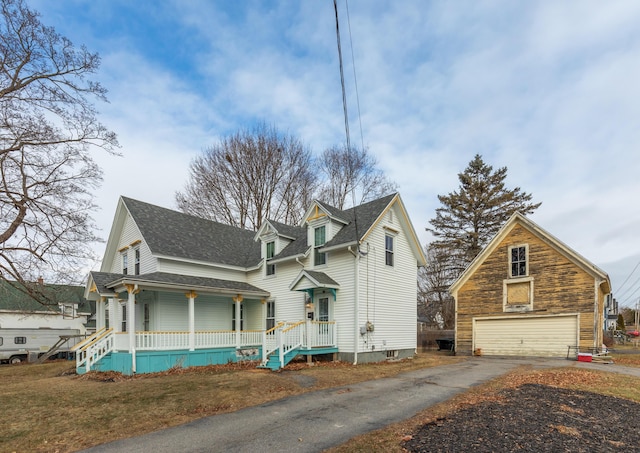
473, 314, 579, 357
451, 213, 611, 357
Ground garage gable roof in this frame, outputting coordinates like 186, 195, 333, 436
449, 212, 611, 295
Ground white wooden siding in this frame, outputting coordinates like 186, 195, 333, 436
473, 314, 579, 357
356, 207, 418, 353
108, 213, 157, 274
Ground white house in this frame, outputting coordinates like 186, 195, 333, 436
0, 281, 92, 332
80, 193, 426, 374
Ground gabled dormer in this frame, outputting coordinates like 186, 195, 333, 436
254, 220, 308, 276
301, 201, 349, 268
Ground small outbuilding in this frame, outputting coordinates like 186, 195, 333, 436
450, 212, 611, 357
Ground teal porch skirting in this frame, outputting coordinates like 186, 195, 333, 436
81, 346, 261, 375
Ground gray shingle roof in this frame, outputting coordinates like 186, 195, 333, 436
91, 271, 268, 296
122, 197, 261, 268
323, 193, 397, 248
265, 220, 309, 261
302, 270, 339, 287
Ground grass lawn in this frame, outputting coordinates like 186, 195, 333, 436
0, 352, 463, 453
2, 351, 639, 453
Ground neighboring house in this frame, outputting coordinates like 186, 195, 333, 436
604, 295, 618, 331
81, 193, 426, 374
0, 281, 93, 362
0, 280, 93, 332
450, 212, 611, 357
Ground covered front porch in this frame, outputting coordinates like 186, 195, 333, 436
80, 271, 337, 374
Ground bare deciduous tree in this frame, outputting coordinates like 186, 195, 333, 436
0, 0, 118, 300
176, 123, 316, 230
418, 244, 456, 329
317, 145, 397, 210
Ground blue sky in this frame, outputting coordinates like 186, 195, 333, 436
30, 0, 640, 307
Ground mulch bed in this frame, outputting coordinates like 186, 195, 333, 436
403, 383, 640, 452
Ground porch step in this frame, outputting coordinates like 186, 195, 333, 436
258, 347, 300, 371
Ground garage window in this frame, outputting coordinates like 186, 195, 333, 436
509, 245, 528, 277
503, 277, 534, 312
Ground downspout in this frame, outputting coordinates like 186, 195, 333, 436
349, 246, 359, 365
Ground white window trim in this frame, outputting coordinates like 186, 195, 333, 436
502, 276, 534, 312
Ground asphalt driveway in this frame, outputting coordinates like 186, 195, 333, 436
80, 357, 640, 453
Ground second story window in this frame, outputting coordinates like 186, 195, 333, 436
134, 248, 140, 275
510, 245, 528, 277
122, 252, 128, 275
385, 235, 394, 266
314, 226, 326, 266
266, 241, 276, 276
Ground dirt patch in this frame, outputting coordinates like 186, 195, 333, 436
403, 383, 640, 452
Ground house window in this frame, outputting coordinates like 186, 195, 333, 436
510, 245, 528, 277
122, 252, 128, 275
314, 225, 326, 266
134, 248, 140, 275
14, 336, 26, 344
232, 303, 244, 330
385, 235, 394, 266
266, 241, 276, 276
266, 300, 276, 330
121, 304, 127, 332
143, 303, 150, 331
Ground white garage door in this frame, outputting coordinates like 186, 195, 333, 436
474, 315, 579, 357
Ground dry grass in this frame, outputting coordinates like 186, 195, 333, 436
0, 352, 462, 453
327, 361, 640, 453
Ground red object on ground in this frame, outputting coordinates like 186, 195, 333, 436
577, 353, 593, 362
627, 330, 640, 337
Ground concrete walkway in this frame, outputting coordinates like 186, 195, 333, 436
80, 357, 640, 453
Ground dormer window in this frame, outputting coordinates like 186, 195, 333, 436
314, 225, 326, 266
266, 241, 276, 276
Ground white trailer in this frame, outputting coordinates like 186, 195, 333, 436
0, 328, 83, 364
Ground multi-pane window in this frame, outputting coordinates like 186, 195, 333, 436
122, 252, 128, 275
266, 300, 276, 330
134, 248, 140, 275
14, 336, 26, 344
232, 303, 244, 330
314, 226, 326, 266
266, 241, 276, 276
510, 246, 527, 277
385, 235, 394, 266
121, 304, 127, 332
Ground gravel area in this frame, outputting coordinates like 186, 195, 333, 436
403, 383, 640, 452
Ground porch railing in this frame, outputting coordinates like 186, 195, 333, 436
134, 330, 263, 351
261, 321, 337, 367
74, 328, 115, 372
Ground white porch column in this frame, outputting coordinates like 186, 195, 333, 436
125, 284, 139, 373
96, 298, 106, 330
233, 294, 243, 349
186, 291, 197, 351
108, 297, 120, 332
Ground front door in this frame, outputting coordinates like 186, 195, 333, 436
318, 297, 329, 322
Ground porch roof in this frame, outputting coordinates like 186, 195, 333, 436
89, 271, 270, 298
289, 270, 340, 291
